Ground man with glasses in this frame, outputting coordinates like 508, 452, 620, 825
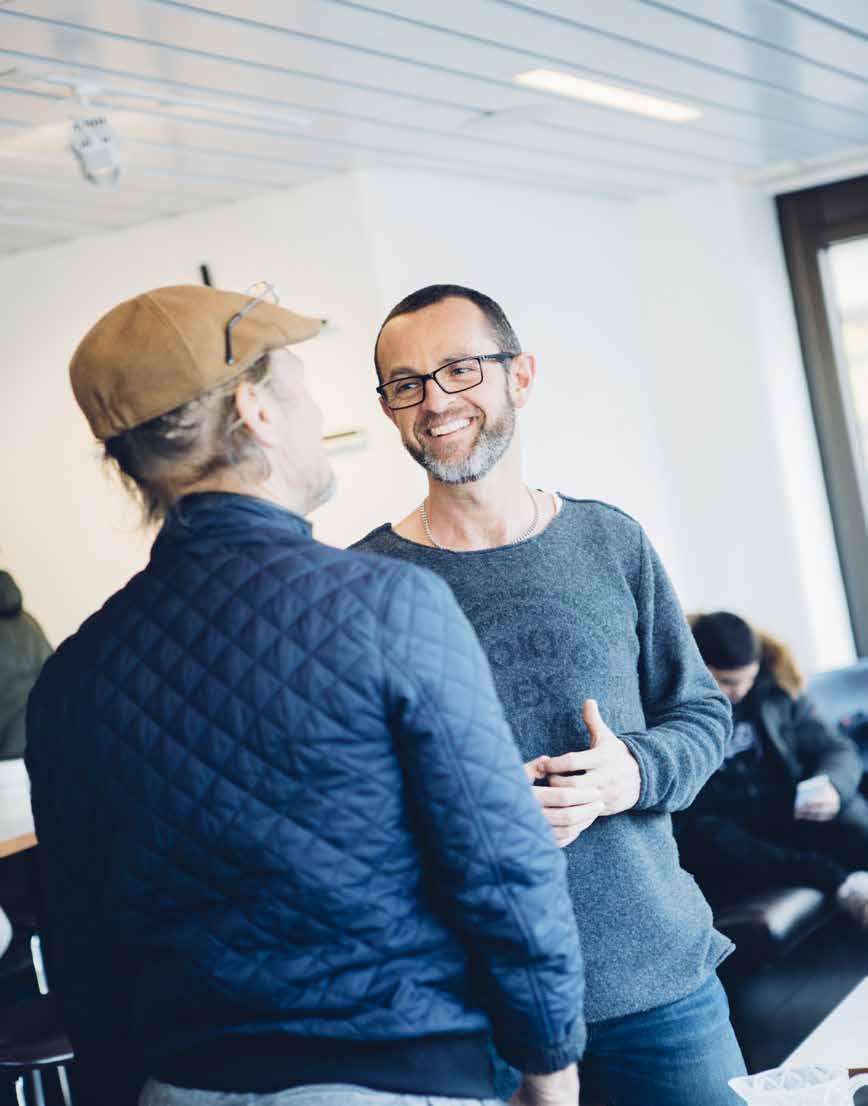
26, 284, 584, 1106
354, 284, 746, 1106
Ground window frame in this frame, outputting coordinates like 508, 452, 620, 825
777, 175, 868, 656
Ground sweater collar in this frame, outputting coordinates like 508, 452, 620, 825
154, 492, 313, 551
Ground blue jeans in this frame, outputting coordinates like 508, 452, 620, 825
139, 1081, 503, 1106
579, 973, 746, 1106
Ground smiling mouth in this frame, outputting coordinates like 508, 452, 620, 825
428, 417, 473, 438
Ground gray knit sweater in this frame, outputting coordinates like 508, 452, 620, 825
353, 497, 733, 1022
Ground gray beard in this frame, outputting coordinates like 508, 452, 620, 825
404, 403, 516, 485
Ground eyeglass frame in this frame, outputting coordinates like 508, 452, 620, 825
375, 351, 519, 410
224, 281, 279, 366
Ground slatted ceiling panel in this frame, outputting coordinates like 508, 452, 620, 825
0, 152, 259, 202
324, 0, 868, 139
785, 1, 868, 38
0, 221, 70, 250
106, 0, 868, 142
0, 172, 245, 220
8, 1, 861, 172
1, 190, 183, 228
0, 44, 778, 177
0, 44, 817, 176
505, 0, 868, 99
363, 155, 636, 202
1, 1, 868, 257
135, 112, 712, 192
0, 73, 713, 192
352, 0, 862, 119
654, 0, 868, 78
0, 2, 847, 155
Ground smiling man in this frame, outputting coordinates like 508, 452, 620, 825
354, 284, 745, 1106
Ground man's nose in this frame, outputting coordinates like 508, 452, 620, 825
421, 378, 453, 414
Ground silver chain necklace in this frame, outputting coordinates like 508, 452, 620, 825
419, 486, 540, 550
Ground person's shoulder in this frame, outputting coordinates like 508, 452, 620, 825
350, 523, 398, 553
558, 495, 640, 523
338, 544, 458, 645
557, 496, 643, 537
328, 538, 450, 599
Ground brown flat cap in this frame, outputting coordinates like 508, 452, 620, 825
70, 284, 324, 440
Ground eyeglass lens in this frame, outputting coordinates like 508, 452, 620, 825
382, 357, 483, 409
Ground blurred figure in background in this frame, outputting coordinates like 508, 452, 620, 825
680, 611, 868, 931
0, 570, 51, 840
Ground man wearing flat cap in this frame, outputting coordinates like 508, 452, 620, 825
26, 284, 584, 1106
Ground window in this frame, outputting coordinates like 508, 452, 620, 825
778, 176, 868, 655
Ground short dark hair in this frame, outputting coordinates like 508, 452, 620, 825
691, 611, 760, 670
373, 284, 521, 381
103, 354, 272, 525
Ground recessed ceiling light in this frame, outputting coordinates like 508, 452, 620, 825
513, 69, 701, 123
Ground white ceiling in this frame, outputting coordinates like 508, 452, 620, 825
2, 0, 868, 256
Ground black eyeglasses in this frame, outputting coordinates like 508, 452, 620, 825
225, 281, 279, 365
376, 352, 518, 410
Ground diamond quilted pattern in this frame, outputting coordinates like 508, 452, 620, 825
26, 493, 584, 1083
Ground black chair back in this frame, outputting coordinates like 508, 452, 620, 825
807, 658, 868, 771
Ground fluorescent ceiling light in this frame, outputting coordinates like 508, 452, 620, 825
514, 69, 701, 123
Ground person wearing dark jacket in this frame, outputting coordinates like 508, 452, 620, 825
680, 611, 868, 930
26, 285, 584, 1106
0, 570, 51, 842
0, 570, 51, 760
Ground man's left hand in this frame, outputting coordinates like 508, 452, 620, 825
545, 699, 642, 817
794, 776, 841, 822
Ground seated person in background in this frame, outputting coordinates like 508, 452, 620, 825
678, 611, 868, 932
26, 285, 583, 1106
0, 569, 51, 841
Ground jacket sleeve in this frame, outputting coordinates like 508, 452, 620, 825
790, 694, 864, 804
0, 617, 53, 759
379, 564, 585, 1073
26, 677, 143, 1106
618, 529, 732, 812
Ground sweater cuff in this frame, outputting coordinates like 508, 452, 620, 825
618, 733, 655, 809
496, 1017, 585, 1074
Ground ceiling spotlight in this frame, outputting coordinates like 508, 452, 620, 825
69, 114, 122, 186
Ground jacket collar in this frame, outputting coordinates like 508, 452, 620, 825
153, 492, 313, 553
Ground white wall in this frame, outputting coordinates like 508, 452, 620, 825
0, 167, 857, 674
634, 179, 855, 673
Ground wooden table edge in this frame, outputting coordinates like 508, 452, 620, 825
0, 832, 37, 859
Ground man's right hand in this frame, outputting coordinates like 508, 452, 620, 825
509, 1064, 580, 1106
524, 756, 605, 847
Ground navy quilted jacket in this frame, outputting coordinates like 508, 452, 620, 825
26, 494, 583, 1101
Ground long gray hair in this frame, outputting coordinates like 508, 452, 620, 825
103, 354, 272, 524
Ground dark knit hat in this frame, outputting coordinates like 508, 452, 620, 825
691, 611, 760, 669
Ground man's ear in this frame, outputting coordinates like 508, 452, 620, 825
378, 394, 398, 426
509, 352, 536, 409
234, 379, 279, 447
